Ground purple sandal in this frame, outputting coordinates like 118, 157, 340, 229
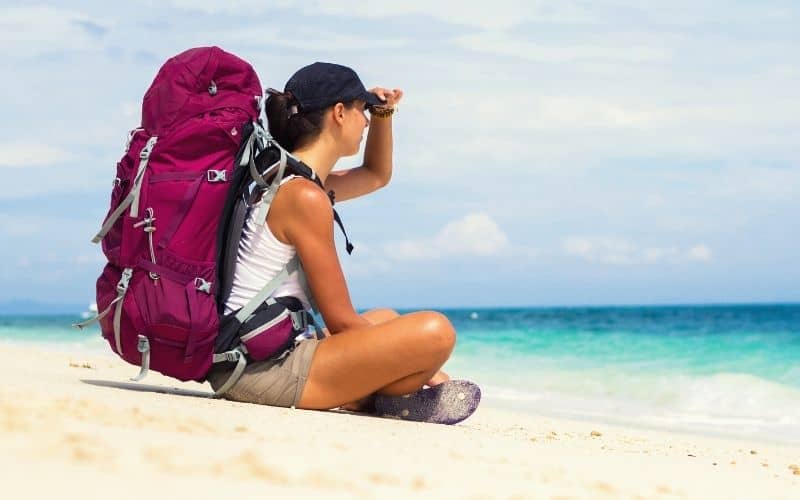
374, 380, 481, 425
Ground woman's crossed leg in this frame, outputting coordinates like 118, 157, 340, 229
297, 310, 455, 410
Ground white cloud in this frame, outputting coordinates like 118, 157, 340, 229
436, 213, 510, 256
169, 1, 594, 30
642, 194, 667, 209
0, 214, 100, 244
709, 165, 800, 203
563, 237, 593, 258
218, 26, 410, 51
121, 102, 140, 121
564, 237, 712, 264
687, 244, 713, 262
385, 213, 510, 260
453, 32, 671, 64
75, 251, 105, 265
310, 1, 595, 30
0, 6, 106, 58
564, 237, 636, 264
642, 246, 679, 263
0, 142, 75, 168
0, 214, 41, 237
169, 0, 297, 14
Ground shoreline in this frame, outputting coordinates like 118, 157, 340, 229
2, 342, 798, 498
4, 337, 800, 448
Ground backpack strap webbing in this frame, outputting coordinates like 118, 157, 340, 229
210, 255, 300, 398
218, 194, 249, 312
234, 256, 300, 323
91, 137, 158, 244
210, 349, 247, 398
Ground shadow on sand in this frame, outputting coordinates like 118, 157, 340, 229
78, 380, 410, 423
80, 379, 211, 399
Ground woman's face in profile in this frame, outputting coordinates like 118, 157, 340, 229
341, 99, 369, 156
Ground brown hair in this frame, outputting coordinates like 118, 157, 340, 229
265, 89, 360, 151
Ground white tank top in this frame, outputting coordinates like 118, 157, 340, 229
224, 176, 311, 314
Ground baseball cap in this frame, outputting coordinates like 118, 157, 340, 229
285, 62, 383, 112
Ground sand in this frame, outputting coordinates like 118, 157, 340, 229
1, 342, 798, 499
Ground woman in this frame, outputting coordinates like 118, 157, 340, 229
209, 62, 480, 424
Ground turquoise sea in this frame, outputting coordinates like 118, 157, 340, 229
2, 304, 799, 443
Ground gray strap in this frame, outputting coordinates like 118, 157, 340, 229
72, 296, 120, 329
130, 136, 158, 218
252, 192, 271, 226
241, 121, 267, 165
270, 147, 288, 191
113, 290, 124, 354
246, 132, 267, 188
90, 136, 157, 244
253, 149, 288, 227
254, 121, 268, 149
73, 268, 133, 355
233, 255, 298, 323
113, 268, 133, 354
211, 349, 247, 398
239, 129, 253, 167
91, 193, 134, 243
124, 128, 143, 153
130, 335, 150, 382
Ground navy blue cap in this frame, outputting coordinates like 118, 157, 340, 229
285, 62, 383, 112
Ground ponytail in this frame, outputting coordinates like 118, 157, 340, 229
265, 89, 325, 151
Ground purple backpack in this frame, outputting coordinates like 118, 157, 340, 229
76, 47, 330, 395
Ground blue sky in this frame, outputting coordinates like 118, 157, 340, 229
1, 1, 798, 309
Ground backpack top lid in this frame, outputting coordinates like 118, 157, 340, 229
141, 46, 262, 136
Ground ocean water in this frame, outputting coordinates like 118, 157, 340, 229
441, 305, 800, 444
2, 305, 799, 443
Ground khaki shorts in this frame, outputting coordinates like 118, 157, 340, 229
207, 338, 321, 408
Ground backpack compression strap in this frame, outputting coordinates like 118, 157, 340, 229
248, 122, 355, 255
91, 136, 158, 243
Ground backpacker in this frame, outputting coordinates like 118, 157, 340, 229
75, 47, 341, 396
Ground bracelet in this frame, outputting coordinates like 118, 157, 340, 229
369, 105, 396, 118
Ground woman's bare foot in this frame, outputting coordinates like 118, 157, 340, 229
339, 394, 377, 413
425, 369, 450, 387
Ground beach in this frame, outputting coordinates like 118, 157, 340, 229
2, 342, 797, 499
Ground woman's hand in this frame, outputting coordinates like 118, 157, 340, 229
369, 87, 404, 108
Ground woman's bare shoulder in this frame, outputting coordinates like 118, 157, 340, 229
276, 177, 331, 212
268, 177, 332, 244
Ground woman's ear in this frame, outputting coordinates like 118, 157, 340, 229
332, 102, 346, 125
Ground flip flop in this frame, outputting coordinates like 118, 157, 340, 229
374, 380, 481, 425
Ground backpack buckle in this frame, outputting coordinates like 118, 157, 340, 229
139, 137, 157, 159
195, 277, 212, 294
207, 169, 227, 183
290, 311, 308, 331
116, 268, 133, 293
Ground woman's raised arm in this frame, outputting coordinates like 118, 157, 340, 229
323, 88, 403, 202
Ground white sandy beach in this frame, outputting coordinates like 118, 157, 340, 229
1, 342, 798, 499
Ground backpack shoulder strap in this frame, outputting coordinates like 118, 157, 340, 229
233, 256, 300, 323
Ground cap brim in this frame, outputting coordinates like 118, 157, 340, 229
363, 91, 384, 109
